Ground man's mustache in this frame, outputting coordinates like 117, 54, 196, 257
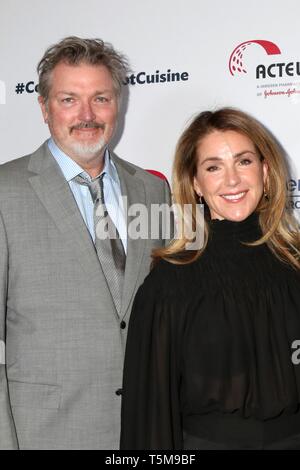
70, 122, 105, 133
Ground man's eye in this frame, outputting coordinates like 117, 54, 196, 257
96, 96, 108, 103
62, 97, 74, 103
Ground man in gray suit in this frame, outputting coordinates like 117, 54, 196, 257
0, 37, 172, 449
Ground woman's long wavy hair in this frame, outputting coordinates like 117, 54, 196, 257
153, 107, 300, 269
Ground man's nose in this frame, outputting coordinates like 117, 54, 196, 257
78, 101, 96, 122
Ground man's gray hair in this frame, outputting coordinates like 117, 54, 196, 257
37, 36, 130, 101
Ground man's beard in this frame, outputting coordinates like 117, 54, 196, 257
69, 121, 107, 158
70, 136, 107, 158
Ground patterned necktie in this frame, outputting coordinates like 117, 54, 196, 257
74, 173, 126, 314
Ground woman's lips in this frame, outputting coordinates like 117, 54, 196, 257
220, 191, 247, 202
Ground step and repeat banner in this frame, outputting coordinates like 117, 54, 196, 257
0, 0, 299, 216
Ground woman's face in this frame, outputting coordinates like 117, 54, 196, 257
193, 130, 268, 221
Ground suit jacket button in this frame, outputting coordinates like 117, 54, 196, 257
116, 388, 123, 396
120, 320, 126, 329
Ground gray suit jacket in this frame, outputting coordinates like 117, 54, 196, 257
0, 142, 172, 449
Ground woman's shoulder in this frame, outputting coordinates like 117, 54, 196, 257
140, 256, 199, 296
131, 258, 195, 328
141, 259, 178, 290
150, 256, 196, 278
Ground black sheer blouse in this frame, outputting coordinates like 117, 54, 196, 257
120, 213, 300, 449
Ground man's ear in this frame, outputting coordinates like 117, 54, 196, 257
38, 95, 49, 124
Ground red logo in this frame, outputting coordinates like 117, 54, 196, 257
146, 169, 168, 181
145, 169, 170, 188
229, 40, 281, 76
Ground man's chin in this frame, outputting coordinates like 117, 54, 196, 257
70, 139, 107, 158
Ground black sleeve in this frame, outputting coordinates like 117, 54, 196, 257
120, 267, 183, 450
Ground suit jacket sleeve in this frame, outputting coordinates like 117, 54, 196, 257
120, 262, 182, 450
0, 211, 19, 449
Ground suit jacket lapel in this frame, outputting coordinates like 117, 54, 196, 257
112, 154, 147, 318
27, 143, 107, 281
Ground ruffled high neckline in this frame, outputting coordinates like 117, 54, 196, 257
208, 212, 262, 244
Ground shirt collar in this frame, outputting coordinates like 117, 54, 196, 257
47, 138, 119, 184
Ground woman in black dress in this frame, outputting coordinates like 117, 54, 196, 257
120, 108, 300, 450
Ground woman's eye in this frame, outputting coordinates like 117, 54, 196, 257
240, 158, 252, 165
206, 166, 219, 172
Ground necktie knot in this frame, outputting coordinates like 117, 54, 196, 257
74, 173, 104, 204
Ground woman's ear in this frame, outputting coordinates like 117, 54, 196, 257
263, 160, 269, 187
193, 176, 202, 197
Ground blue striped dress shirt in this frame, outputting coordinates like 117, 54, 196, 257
48, 138, 127, 252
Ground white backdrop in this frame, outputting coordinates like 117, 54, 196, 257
0, 0, 299, 214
